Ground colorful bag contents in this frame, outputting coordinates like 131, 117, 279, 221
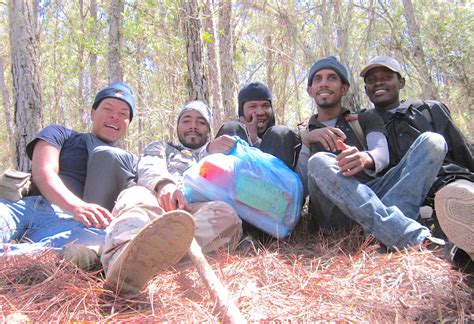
183, 138, 303, 238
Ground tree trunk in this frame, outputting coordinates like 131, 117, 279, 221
204, 0, 223, 130
87, 0, 98, 127
77, 0, 86, 129
108, 0, 124, 83
9, 0, 42, 172
218, 0, 236, 118
0, 55, 13, 138
402, 0, 438, 99
181, 0, 208, 102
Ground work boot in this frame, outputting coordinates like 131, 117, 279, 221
63, 244, 101, 271
435, 180, 474, 261
104, 210, 195, 296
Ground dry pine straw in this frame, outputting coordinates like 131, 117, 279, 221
0, 227, 472, 322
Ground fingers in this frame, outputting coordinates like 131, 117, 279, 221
337, 149, 364, 176
210, 135, 236, 154
74, 205, 114, 228
305, 128, 346, 152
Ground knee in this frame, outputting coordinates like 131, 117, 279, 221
216, 121, 248, 139
308, 152, 335, 176
112, 186, 159, 216
418, 132, 448, 156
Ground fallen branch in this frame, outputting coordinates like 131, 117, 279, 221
188, 239, 245, 324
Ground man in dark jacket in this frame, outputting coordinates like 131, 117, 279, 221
216, 82, 301, 170
360, 55, 474, 265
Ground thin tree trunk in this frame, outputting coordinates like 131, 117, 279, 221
218, 0, 236, 118
181, 0, 208, 102
77, 0, 86, 129
87, 0, 98, 127
204, 0, 223, 130
402, 0, 438, 99
108, 0, 124, 83
9, 0, 42, 171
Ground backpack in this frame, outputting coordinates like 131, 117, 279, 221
384, 99, 474, 200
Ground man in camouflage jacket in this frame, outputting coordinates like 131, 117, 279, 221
100, 100, 243, 296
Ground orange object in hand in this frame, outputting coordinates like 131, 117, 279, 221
336, 139, 348, 151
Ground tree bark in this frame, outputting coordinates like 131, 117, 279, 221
108, 0, 124, 83
402, 0, 438, 99
181, 0, 208, 103
9, 0, 42, 171
204, 0, 223, 130
218, 0, 237, 119
0, 55, 13, 138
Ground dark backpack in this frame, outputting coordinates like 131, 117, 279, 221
384, 99, 474, 200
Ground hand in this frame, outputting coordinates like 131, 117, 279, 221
303, 127, 346, 152
336, 143, 373, 177
239, 114, 259, 144
72, 203, 115, 228
157, 182, 190, 212
207, 135, 237, 154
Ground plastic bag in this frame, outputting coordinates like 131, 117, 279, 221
183, 138, 303, 238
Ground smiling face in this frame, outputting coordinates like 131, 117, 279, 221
91, 98, 131, 144
307, 69, 349, 110
177, 110, 210, 149
364, 66, 405, 110
242, 100, 273, 136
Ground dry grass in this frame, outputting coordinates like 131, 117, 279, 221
1, 217, 473, 322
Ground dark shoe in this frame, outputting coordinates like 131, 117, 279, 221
105, 210, 195, 296
63, 244, 101, 271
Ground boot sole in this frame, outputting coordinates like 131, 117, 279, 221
105, 210, 195, 295
435, 180, 474, 258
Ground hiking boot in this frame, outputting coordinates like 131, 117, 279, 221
104, 210, 195, 296
63, 244, 101, 272
434, 180, 474, 261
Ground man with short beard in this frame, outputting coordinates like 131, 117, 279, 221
297, 56, 447, 251
99, 100, 243, 296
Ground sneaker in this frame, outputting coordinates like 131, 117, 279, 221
63, 244, 101, 272
105, 210, 195, 296
434, 180, 474, 261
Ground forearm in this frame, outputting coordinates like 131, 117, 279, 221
364, 132, 389, 175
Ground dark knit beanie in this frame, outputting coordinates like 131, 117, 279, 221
237, 82, 273, 117
92, 82, 136, 121
307, 56, 350, 86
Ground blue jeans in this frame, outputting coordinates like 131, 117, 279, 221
0, 196, 105, 256
308, 132, 447, 248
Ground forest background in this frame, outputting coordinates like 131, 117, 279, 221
0, 0, 472, 172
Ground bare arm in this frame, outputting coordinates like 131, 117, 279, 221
31, 140, 113, 228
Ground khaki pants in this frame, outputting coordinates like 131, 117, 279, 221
100, 186, 242, 275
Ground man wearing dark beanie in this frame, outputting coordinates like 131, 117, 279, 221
216, 81, 301, 171
296, 55, 447, 251
0, 82, 137, 262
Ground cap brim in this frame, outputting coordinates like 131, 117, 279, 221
360, 63, 400, 77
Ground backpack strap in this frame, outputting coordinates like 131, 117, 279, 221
345, 114, 367, 151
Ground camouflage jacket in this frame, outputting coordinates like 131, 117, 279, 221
137, 141, 208, 192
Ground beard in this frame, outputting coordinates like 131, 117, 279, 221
179, 132, 208, 149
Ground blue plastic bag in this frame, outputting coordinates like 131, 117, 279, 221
183, 138, 303, 238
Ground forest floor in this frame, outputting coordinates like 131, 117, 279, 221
1, 211, 473, 322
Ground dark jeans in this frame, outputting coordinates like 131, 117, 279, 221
216, 121, 302, 171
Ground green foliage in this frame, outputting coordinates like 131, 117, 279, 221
0, 0, 472, 169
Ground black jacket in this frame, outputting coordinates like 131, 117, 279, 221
374, 100, 474, 198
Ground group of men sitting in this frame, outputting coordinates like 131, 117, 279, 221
0, 55, 472, 296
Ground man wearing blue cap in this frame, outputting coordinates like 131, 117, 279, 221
297, 56, 447, 251
0, 82, 138, 256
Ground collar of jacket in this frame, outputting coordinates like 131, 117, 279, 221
308, 107, 351, 131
